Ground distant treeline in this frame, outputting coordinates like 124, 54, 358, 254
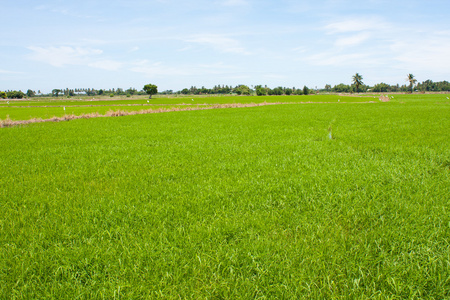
163, 80, 450, 95
0, 88, 148, 99
2, 80, 449, 99
175, 85, 310, 95
49, 87, 147, 97
329, 80, 450, 93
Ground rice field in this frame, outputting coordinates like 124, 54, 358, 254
0, 94, 372, 121
0, 94, 449, 298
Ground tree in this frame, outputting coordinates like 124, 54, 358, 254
26, 89, 35, 98
294, 88, 303, 95
0, 91, 6, 99
407, 74, 417, 93
254, 85, 267, 96
332, 84, 352, 93
372, 83, 389, 93
272, 87, 284, 95
143, 84, 158, 98
352, 73, 364, 93
126, 87, 137, 95
6, 91, 25, 99
234, 85, 250, 95
256, 87, 266, 96
86, 89, 97, 96
416, 80, 450, 92
52, 89, 62, 97
303, 86, 309, 95
325, 84, 331, 91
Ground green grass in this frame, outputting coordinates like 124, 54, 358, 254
0, 95, 373, 121
0, 104, 205, 121
0, 94, 372, 106
0, 98, 163, 107
0, 96, 449, 298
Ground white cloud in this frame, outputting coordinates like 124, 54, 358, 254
220, 0, 249, 6
306, 51, 377, 67
185, 34, 251, 55
130, 60, 192, 77
27, 46, 103, 67
263, 74, 287, 80
129, 60, 241, 78
27, 46, 124, 71
88, 60, 123, 71
281, 1, 314, 13
177, 46, 194, 52
0, 69, 23, 74
291, 46, 307, 53
34, 4, 98, 20
196, 62, 238, 74
335, 32, 370, 47
391, 35, 450, 72
305, 17, 450, 78
325, 17, 388, 34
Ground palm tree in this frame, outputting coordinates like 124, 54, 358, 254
352, 73, 364, 93
407, 74, 417, 93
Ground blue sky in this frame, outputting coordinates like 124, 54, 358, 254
1, 0, 449, 93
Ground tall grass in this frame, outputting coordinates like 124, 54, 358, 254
0, 98, 449, 298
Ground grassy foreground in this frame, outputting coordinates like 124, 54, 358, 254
0, 98, 449, 298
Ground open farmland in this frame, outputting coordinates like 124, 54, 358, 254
0, 95, 449, 298
0, 94, 372, 122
